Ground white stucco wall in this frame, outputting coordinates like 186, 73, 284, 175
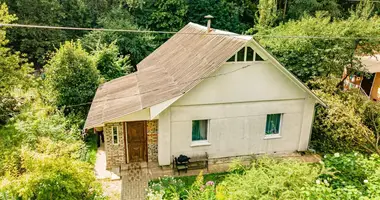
157, 62, 317, 166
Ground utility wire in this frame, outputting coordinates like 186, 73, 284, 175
0, 64, 251, 117
2, 23, 380, 40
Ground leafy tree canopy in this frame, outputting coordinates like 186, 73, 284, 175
257, 9, 380, 81
92, 42, 132, 81
3, 0, 92, 68
0, 3, 32, 124
82, 7, 156, 68
44, 41, 99, 115
310, 77, 380, 155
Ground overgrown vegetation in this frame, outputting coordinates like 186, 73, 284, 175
0, 4, 105, 199
310, 77, 380, 155
1, 0, 380, 199
148, 154, 380, 199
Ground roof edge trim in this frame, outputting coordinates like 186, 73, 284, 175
250, 39, 327, 107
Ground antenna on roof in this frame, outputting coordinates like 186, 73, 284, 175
204, 15, 214, 33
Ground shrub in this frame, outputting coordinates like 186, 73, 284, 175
0, 99, 103, 199
309, 77, 379, 154
148, 172, 228, 200
147, 176, 185, 200
0, 146, 105, 200
44, 41, 99, 115
148, 155, 380, 199
319, 153, 380, 193
187, 171, 217, 200
302, 153, 380, 199
217, 157, 320, 200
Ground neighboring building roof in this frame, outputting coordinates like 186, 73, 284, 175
360, 54, 380, 73
84, 22, 325, 129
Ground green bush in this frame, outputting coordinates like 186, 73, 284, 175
309, 77, 379, 154
217, 158, 320, 200
302, 153, 380, 199
148, 154, 380, 199
0, 145, 105, 200
147, 172, 228, 200
0, 98, 103, 199
44, 41, 99, 115
318, 153, 380, 193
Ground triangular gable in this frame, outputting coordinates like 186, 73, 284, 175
249, 39, 326, 107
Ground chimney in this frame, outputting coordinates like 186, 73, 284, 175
204, 15, 214, 32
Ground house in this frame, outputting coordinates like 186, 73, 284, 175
343, 55, 380, 101
84, 21, 325, 171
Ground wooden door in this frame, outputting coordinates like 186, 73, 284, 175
127, 121, 147, 162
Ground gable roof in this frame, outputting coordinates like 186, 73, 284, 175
84, 22, 325, 129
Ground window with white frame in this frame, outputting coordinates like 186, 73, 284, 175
192, 120, 208, 141
227, 46, 266, 62
112, 126, 119, 144
265, 114, 282, 135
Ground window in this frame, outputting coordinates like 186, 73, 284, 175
265, 114, 282, 135
227, 54, 235, 62
192, 120, 208, 141
237, 48, 245, 62
112, 126, 119, 144
226, 46, 266, 63
246, 47, 254, 61
255, 53, 264, 61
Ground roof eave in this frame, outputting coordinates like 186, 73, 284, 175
250, 39, 327, 108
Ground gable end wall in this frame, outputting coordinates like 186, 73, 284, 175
157, 61, 316, 165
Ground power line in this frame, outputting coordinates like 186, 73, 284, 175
0, 64, 251, 117
2, 23, 380, 40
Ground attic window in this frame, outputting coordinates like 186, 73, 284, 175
226, 46, 266, 63
255, 53, 264, 61
246, 47, 254, 61
237, 48, 245, 62
227, 55, 235, 62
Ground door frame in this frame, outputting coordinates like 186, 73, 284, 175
124, 121, 148, 163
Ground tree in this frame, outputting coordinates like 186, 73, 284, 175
44, 41, 99, 115
0, 3, 32, 124
257, 8, 380, 82
284, 0, 341, 20
254, 0, 278, 31
186, 0, 252, 34
82, 7, 156, 68
4, 0, 92, 68
147, 0, 188, 32
92, 42, 132, 81
309, 77, 380, 155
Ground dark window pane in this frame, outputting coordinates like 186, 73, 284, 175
237, 48, 245, 62
246, 47, 254, 61
255, 53, 264, 61
192, 120, 208, 141
227, 55, 235, 62
113, 126, 118, 144
265, 114, 281, 135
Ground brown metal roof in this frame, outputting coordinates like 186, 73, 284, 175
84, 22, 250, 128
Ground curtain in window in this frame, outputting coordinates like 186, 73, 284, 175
192, 120, 207, 141
192, 120, 201, 140
266, 114, 281, 134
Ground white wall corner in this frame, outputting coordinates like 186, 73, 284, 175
158, 108, 171, 166
297, 97, 316, 151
